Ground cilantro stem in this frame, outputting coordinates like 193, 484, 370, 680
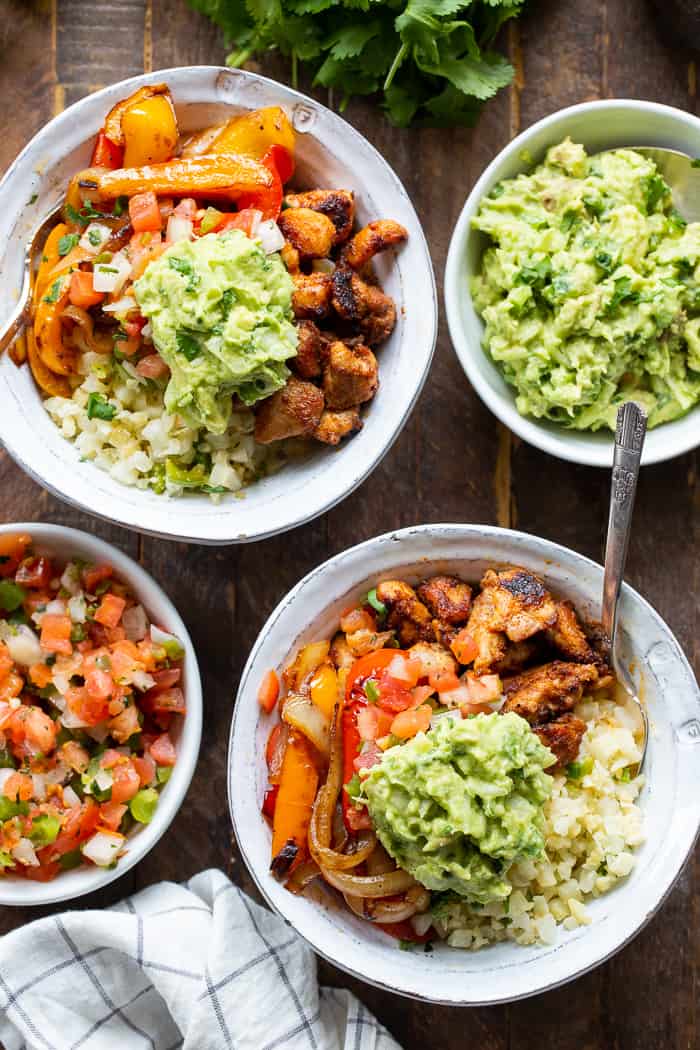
292, 50, 298, 91
384, 41, 408, 92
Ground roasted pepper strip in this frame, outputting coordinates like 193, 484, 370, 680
121, 94, 179, 167
103, 83, 170, 146
209, 106, 296, 161
270, 731, 318, 877
34, 223, 69, 304
26, 327, 71, 398
342, 701, 372, 832
96, 153, 273, 201
33, 279, 77, 376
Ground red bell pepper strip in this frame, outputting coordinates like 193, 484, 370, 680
236, 147, 284, 221
91, 131, 124, 170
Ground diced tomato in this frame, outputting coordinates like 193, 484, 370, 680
108, 703, 140, 743
390, 704, 432, 740
28, 663, 52, 689
257, 669, 279, 714
91, 130, 123, 169
410, 685, 435, 707
132, 753, 156, 787
386, 655, 422, 687
353, 741, 383, 774
129, 233, 168, 280
69, 270, 104, 309
216, 208, 260, 237
40, 614, 72, 656
460, 701, 494, 717
50, 800, 100, 857
94, 593, 126, 629
7, 705, 58, 757
451, 628, 479, 665
60, 739, 90, 773
236, 148, 283, 221
123, 316, 147, 339
0, 533, 32, 578
85, 668, 113, 701
3, 772, 33, 801
149, 732, 176, 767
345, 802, 372, 832
82, 563, 113, 593
262, 785, 278, 820
266, 143, 294, 184
372, 673, 415, 714
356, 704, 393, 742
429, 670, 461, 694
0, 643, 13, 686
136, 353, 169, 378
23, 860, 61, 883
150, 667, 181, 690
128, 190, 163, 233
0, 671, 23, 703
173, 197, 197, 220
15, 556, 53, 589
99, 800, 127, 831
345, 649, 411, 703
65, 684, 109, 727
342, 701, 372, 833
143, 686, 185, 715
465, 673, 502, 703
110, 759, 141, 804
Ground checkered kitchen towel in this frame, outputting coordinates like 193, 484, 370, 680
0, 869, 401, 1050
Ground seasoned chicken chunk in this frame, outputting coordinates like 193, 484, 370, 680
546, 600, 596, 663
284, 189, 355, 245
501, 661, 600, 724
314, 408, 362, 445
492, 639, 539, 675
534, 714, 586, 770
375, 579, 433, 647
331, 268, 397, 346
281, 241, 300, 273
291, 321, 323, 380
323, 342, 378, 411
481, 568, 558, 642
278, 207, 336, 259
292, 272, 332, 321
330, 632, 354, 673
417, 575, 472, 625
464, 589, 508, 674
408, 641, 458, 678
342, 220, 408, 270
254, 377, 324, 444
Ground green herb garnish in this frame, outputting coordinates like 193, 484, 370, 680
366, 588, 387, 617
86, 393, 117, 421
58, 233, 80, 256
0, 580, 26, 612
175, 331, 201, 361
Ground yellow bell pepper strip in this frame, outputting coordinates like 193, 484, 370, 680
33, 278, 78, 376
9, 331, 27, 366
270, 732, 318, 878
309, 663, 339, 720
103, 83, 171, 146
34, 223, 68, 303
26, 326, 71, 398
209, 107, 296, 162
96, 153, 273, 201
122, 94, 179, 167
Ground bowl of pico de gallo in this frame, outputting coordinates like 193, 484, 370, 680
0, 522, 201, 905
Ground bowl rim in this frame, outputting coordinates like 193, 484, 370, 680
444, 97, 700, 468
0, 521, 203, 906
228, 521, 700, 1004
0, 65, 438, 545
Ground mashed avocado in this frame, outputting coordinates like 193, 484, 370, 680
134, 231, 298, 434
471, 138, 700, 430
363, 712, 555, 905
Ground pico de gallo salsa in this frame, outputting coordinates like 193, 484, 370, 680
0, 532, 183, 881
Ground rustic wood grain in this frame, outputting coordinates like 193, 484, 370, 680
0, 0, 698, 1046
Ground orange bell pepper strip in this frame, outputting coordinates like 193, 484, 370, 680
209, 107, 295, 163
270, 732, 318, 876
96, 153, 273, 202
103, 83, 171, 146
34, 223, 69, 303
33, 279, 78, 376
121, 94, 178, 167
26, 327, 71, 398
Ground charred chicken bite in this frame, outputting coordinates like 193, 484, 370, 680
15, 83, 407, 499
257, 565, 625, 947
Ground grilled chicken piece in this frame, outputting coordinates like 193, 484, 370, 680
408, 641, 458, 678
464, 589, 508, 675
481, 568, 558, 643
546, 600, 596, 663
501, 661, 600, 724
254, 377, 324, 444
278, 207, 336, 259
291, 321, 323, 380
331, 268, 397, 346
417, 575, 472, 625
314, 408, 362, 445
292, 272, 333, 321
342, 220, 408, 270
534, 714, 586, 770
323, 342, 378, 411
281, 241, 300, 273
330, 632, 354, 673
375, 580, 434, 647
284, 189, 355, 245
492, 639, 539, 675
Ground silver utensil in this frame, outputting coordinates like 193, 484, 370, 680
0, 203, 64, 357
615, 146, 700, 222
602, 401, 648, 769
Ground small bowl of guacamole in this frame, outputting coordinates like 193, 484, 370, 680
445, 100, 700, 466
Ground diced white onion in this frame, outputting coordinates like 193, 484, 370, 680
0, 768, 15, 793
411, 912, 433, 937
92, 251, 132, 294
256, 219, 285, 254
93, 768, 113, 794
63, 785, 80, 808
131, 669, 155, 692
68, 595, 87, 624
1, 624, 42, 667
82, 830, 124, 867
52, 672, 70, 697
86, 723, 110, 743
151, 624, 179, 648
312, 258, 335, 274
166, 214, 194, 243
45, 761, 69, 785
12, 839, 39, 867
31, 774, 46, 801
79, 223, 112, 253
46, 599, 66, 616
122, 604, 149, 642
60, 563, 81, 595
59, 707, 91, 730
102, 294, 136, 315
440, 684, 472, 709
142, 322, 153, 340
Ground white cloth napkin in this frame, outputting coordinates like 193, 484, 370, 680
0, 869, 401, 1050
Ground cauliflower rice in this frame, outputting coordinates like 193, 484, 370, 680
429, 693, 645, 949
44, 351, 282, 498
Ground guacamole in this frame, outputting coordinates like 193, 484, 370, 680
134, 231, 298, 434
363, 712, 555, 905
471, 138, 700, 430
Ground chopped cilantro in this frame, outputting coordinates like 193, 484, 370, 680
42, 278, 64, 304
58, 232, 80, 256
86, 393, 116, 421
175, 331, 201, 361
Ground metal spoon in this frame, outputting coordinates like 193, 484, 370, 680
602, 401, 649, 769
0, 203, 64, 356
614, 147, 700, 222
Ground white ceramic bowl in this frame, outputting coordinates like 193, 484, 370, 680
0, 67, 437, 544
445, 100, 700, 468
229, 523, 700, 1004
0, 522, 202, 906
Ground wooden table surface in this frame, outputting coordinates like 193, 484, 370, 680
0, 0, 698, 1045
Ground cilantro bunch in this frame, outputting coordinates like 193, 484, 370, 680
188, 0, 523, 127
